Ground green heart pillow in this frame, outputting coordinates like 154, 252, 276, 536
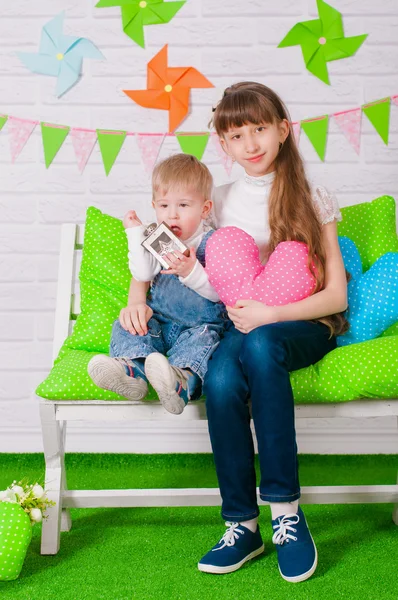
337, 195, 398, 272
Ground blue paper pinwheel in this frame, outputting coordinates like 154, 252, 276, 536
17, 13, 104, 97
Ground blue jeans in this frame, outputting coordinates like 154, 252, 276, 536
110, 318, 224, 386
203, 320, 337, 521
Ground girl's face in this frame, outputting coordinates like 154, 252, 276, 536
220, 120, 289, 177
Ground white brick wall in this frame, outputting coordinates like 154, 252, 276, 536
1, 0, 398, 452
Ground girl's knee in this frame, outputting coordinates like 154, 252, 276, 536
241, 324, 286, 363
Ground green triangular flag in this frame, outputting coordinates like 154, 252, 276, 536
0, 114, 8, 132
97, 129, 127, 175
362, 98, 391, 145
41, 123, 70, 168
301, 116, 329, 161
176, 133, 210, 160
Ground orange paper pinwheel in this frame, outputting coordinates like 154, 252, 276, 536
123, 45, 214, 132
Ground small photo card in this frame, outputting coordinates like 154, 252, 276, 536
141, 222, 189, 269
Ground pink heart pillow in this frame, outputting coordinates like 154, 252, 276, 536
205, 226, 317, 306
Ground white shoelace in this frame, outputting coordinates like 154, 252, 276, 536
212, 522, 245, 551
272, 513, 299, 546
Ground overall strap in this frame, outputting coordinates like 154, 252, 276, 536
195, 229, 215, 267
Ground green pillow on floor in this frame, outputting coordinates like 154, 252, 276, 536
37, 199, 398, 402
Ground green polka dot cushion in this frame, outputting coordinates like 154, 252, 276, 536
0, 503, 32, 581
36, 207, 157, 401
337, 195, 398, 271
36, 199, 398, 402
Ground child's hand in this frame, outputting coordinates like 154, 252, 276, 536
119, 303, 153, 336
160, 247, 197, 278
123, 210, 142, 229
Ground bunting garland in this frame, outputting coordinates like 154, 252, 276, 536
70, 129, 98, 173
0, 94, 397, 174
176, 132, 210, 160
211, 132, 233, 176
41, 123, 70, 168
301, 115, 329, 160
7, 116, 37, 163
291, 122, 301, 145
362, 98, 391, 145
333, 108, 362, 155
97, 129, 127, 175
135, 133, 165, 174
0, 115, 7, 132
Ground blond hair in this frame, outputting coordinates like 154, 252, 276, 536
211, 81, 349, 337
152, 153, 213, 201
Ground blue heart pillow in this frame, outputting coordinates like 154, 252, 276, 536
337, 236, 398, 346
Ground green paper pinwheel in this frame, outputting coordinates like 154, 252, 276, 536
95, 0, 185, 48
278, 0, 368, 85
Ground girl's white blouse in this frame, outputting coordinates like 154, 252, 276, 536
212, 172, 342, 262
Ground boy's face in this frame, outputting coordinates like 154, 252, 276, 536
152, 186, 212, 241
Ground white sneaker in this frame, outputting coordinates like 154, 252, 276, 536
87, 355, 148, 401
145, 353, 190, 415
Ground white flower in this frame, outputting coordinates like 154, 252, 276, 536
32, 484, 45, 500
30, 508, 43, 523
11, 485, 24, 496
0, 489, 17, 503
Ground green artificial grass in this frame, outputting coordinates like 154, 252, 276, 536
0, 454, 397, 600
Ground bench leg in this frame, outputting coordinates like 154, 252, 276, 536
40, 402, 71, 554
393, 470, 398, 526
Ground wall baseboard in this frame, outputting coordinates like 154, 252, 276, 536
1, 417, 397, 454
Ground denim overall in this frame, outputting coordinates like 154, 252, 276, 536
110, 230, 228, 390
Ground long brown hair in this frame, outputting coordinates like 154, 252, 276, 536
211, 81, 349, 337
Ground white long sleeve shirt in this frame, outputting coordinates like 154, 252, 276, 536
126, 221, 220, 302
213, 171, 342, 263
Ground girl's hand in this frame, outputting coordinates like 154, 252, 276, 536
227, 299, 279, 334
123, 210, 142, 229
160, 247, 197, 279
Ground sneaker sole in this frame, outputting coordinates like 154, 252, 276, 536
145, 353, 186, 415
87, 355, 148, 401
278, 538, 318, 583
197, 544, 265, 574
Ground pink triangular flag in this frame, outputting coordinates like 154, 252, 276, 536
71, 128, 97, 172
8, 116, 37, 162
211, 133, 233, 176
333, 108, 362, 155
291, 122, 300, 145
391, 95, 398, 107
135, 133, 165, 174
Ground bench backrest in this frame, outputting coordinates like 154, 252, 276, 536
53, 224, 85, 361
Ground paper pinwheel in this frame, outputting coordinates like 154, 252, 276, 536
123, 45, 214, 132
17, 12, 104, 97
95, 0, 185, 48
278, 0, 367, 85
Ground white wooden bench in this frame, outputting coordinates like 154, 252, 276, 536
38, 223, 398, 555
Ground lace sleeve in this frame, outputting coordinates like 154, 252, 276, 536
312, 185, 342, 225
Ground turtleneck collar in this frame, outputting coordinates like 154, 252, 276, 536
244, 171, 276, 187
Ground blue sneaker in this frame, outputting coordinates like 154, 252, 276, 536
271, 506, 317, 583
198, 522, 264, 574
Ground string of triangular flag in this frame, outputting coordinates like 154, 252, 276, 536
0, 95, 397, 175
